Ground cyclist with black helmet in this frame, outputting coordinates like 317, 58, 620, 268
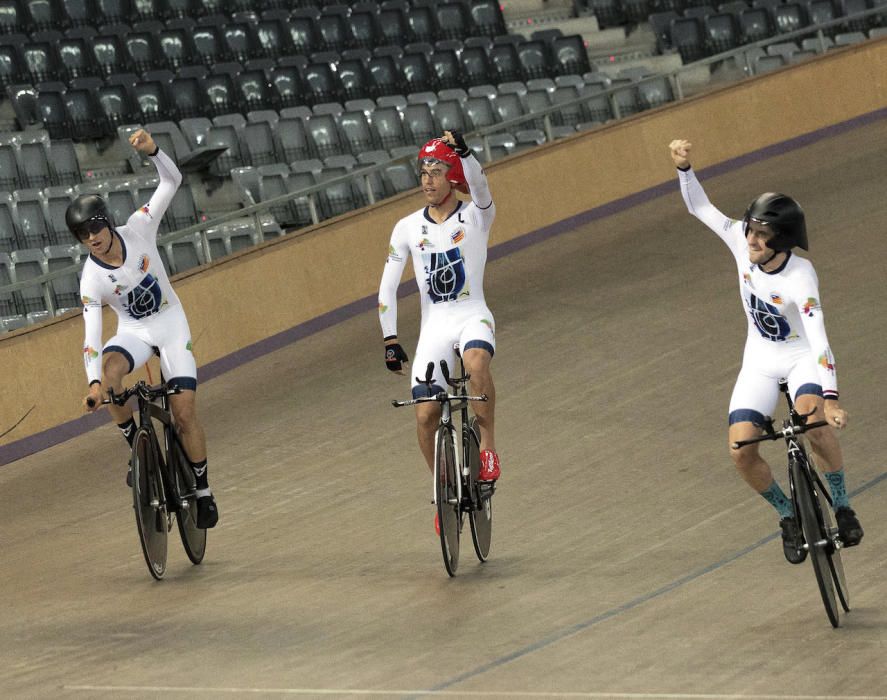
70, 128, 218, 529
669, 138, 862, 561
378, 130, 500, 532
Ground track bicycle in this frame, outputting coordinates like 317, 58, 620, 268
392, 350, 495, 577
733, 381, 850, 628
91, 380, 207, 580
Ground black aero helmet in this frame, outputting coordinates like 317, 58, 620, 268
65, 193, 113, 241
742, 192, 808, 251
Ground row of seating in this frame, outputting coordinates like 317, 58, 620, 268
0, 246, 83, 322
0, 130, 82, 192
114, 75, 627, 170
651, 0, 883, 60
650, 0, 870, 62
5, 37, 593, 140
0, 0, 507, 46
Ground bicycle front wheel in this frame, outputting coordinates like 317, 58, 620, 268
467, 417, 493, 562
171, 436, 206, 565
131, 427, 168, 580
793, 457, 840, 627
435, 425, 460, 576
814, 473, 850, 612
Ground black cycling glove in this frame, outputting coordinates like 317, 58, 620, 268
385, 341, 409, 372
447, 129, 471, 158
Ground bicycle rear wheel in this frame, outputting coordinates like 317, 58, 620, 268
467, 417, 493, 562
170, 435, 206, 565
435, 425, 460, 576
792, 457, 840, 627
131, 427, 168, 580
813, 473, 850, 612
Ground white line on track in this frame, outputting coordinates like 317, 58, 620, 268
61, 686, 887, 699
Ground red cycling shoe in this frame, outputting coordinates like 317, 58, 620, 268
478, 449, 500, 482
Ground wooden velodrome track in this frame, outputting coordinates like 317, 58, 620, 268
2, 119, 886, 699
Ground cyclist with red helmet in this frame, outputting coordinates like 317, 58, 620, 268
669, 138, 863, 562
379, 130, 500, 524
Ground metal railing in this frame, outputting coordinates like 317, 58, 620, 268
1, 6, 885, 322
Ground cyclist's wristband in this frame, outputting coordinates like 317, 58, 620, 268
149, 145, 160, 157
384, 335, 398, 342
89, 379, 101, 387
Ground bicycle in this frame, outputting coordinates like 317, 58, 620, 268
392, 349, 495, 577
733, 381, 850, 628
91, 380, 207, 580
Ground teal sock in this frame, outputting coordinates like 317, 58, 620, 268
824, 469, 850, 509
760, 480, 794, 518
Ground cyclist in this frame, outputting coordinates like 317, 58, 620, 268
379, 130, 501, 530
71, 128, 218, 529
669, 138, 863, 562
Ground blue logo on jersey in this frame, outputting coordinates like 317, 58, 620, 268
126, 274, 162, 319
748, 293, 790, 341
425, 248, 466, 303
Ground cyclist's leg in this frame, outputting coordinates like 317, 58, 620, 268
412, 323, 452, 472
789, 365, 862, 543
155, 309, 204, 464
727, 363, 783, 504
459, 314, 496, 454
103, 334, 154, 444
460, 312, 498, 479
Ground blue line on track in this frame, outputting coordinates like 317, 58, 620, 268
418, 472, 887, 696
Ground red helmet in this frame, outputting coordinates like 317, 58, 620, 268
417, 138, 465, 187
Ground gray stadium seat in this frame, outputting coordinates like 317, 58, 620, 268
44, 243, 81, 312
242, 120, 279, 167
305, 113, 346, 159
9, 248, 48, 314
12, 189, 50, 248
637, 76, 675, 111
14, 130, 52, 189
0, 193, 17, 252
370, 106, 408, 150
40, 185, 75, 244
48, 139, 82, 186
754, 53, 786, 73
463, 96, 496, 130
0, 252, 17, 317
0, 134, 20, 191
514, 129, 546, 154
179, 116, 213, 149
551, 84, 584, 126
403, 103, 437, 143
163, 232, 204, 274
144, 120, 191, 162
276, 116, 312, 163
433, 99, 470, 132
339, 109, 375, 154
484, 133, 516, 161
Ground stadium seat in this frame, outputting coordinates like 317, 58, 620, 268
469, 0, 506, 37
378, 4, 409, 47
0, 252, 17, 317
366, 54, 401, 97
704, 12, 740, 53
637, 75, 675, 110
131, 74, 174, 122
12, 189, 50, 248
772, 3, 808, 33
317, 6, 349, 52
0, 36, 25, 89
433, 98, 470, 132
9, 248, 48, 314
199, 68, 239, 117
347, 4, 379, 49
96, 0, 132, 25
403, 102, 437, 143
163, 232, 204, 274
754, 52, 786, 72
206, 113, 246, 176
670, 16, 707, 61
839, 0, 871, 32
41, 185, 74, 244
550, 84, 584, 126
48, 139, 81, 185
0, 0, 25, 34
241, 119, 279, 167
44, 242, 81, 311
435, 2, 470, 41
738, 6, 774, 43
89, 30, 133, 77
405, 3, 436, 43
804, 0, 837, 32
580, 83, 614, 124
460, 45, 494, 87
191, 16, 228, 65
339, 108, 375, 153
34, 82, 71, 140
276, 115, 312, 162
287, 9, 320, 54
491, 91, 526, 125
123, 28, 162, 74
21, 35, 61, 83
399, 50, 434, 93
222, 19, 260, 64
834, 30, 867, 44
57, 33, 99, 80
305, 113, 346, 159
551, 35, 591, 75
516, 40, 550, 80
64, 85, 108, 139
514, 128, 546, 154
0, 194, 17, 252
464, 94, 497, 129
0, 133, 20, 191
370, 105, 408, 150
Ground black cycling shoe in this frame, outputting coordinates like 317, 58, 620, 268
196, 495, 219, 529
780, 516, 807, 564
835, 507, 863, 547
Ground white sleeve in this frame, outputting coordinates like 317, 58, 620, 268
80, 273, 104, 385
462, 154, 495, 229
678, 167, 743, 252
126, 149, 183, 241
378, 223, 410, 339
792, 269, 839, 398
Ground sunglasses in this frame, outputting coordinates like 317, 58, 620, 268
76, 217, 109, 241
